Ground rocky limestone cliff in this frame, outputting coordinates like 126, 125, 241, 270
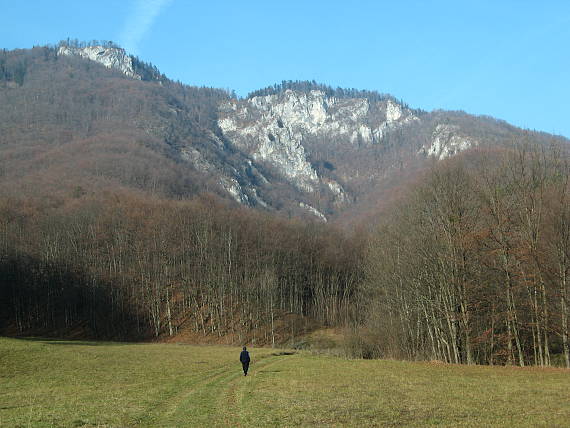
218, 90, 418, 217
58, 46, 140, 79
215, 89, 492, 220
420, 124, 478, 160
49, 47, 485, 220
2, 44, 563, 225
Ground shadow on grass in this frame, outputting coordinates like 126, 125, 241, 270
14, 337, 132, 346
270, 351, 296, 356
0, 405, 29, 410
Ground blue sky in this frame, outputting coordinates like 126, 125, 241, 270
2, 1, 569, 137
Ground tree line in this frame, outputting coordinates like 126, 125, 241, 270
363, 141, 570, 367
246, 79, 415, 110
1, 138, 568, 367
0, 191, 361, 344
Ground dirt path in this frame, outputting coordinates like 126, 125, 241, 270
156, 352, 291, 427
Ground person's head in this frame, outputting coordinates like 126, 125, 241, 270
243, 346, 247, 351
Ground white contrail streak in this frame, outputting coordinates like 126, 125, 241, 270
119, 0, 173, 55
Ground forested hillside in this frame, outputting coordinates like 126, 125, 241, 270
363, 142, 570, 367
0, 44, 239, 200
1, 43, 569, 367
0, 190, 361, 343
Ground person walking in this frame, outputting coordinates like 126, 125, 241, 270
240, 346, 251, 376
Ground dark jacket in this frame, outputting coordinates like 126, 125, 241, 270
240, 350, 250, 363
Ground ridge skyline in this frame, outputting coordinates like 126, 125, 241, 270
2, 1, 568, 138
27, 39, 565, 142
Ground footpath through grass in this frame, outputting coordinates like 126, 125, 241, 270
1, 337, 569, 427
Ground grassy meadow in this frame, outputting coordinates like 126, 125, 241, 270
1, 337, 569, 427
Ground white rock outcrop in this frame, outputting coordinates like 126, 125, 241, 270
299, 202, 327, 222
219, 177, 249, 205
58, 46, 140, 79
385, 100, 403, 122
421, 124, 477, 160
218, 90, 416, 195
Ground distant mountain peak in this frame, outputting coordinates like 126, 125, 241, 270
57, 45, 141, 79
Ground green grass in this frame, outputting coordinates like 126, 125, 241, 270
1, 337, 569, 427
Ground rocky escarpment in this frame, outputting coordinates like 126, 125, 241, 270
420, 124, 478, 160
41, 46, 487, 220
214, 89, 496, 221
2, 44, 564, 225
217, 89, 420, 219
58, 45, 140, 79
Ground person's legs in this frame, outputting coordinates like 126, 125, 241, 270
242, 362, 249, 376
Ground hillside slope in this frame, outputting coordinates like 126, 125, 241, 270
1, 43, 567, 223
1, 43, 570, 353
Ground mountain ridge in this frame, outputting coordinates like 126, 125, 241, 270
2, 43, 570, 360
1, 43, 567, 223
